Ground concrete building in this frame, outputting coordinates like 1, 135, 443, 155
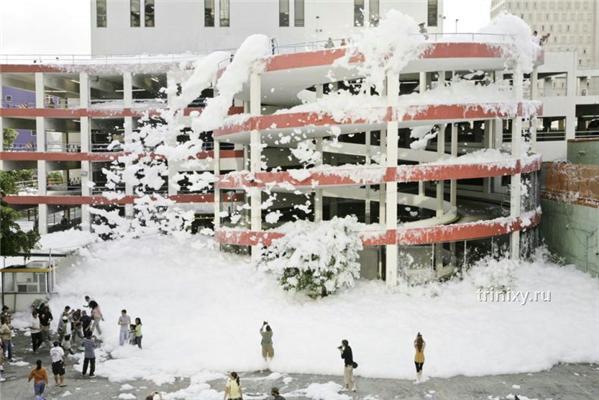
1, 0, 596, 283
541, 138, 599, 276
491, 0, 599, 68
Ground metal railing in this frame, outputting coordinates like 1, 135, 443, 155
4, 144, 37, 151
1, 32, 517, 66
575, 129, 599, 138
0, 53, 200, 66
91, 143, 124, 152
45, 143, 82, 152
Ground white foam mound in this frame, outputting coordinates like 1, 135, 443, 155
38, 235, 599, 384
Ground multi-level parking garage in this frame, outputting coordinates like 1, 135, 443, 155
210, 36, 544, 284
1, 35, 544, 284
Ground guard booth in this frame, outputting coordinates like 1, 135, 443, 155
1, 260, 56, 312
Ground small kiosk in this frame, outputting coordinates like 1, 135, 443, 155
1, 260, 56, 312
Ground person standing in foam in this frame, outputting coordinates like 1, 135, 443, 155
414, 332, 426, 383
260, 321, 274, 363
118, 309, 132, 346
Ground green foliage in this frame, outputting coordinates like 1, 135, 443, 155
0, 171, 40, 256
279, 266, 337, 299
259, 216, 363, 299
48, 171, 64, 184
0, 169, 35, 195
2, 128, 18, 148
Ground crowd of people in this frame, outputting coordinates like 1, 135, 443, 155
2, 305, 427, 399
0, 298, 144, 399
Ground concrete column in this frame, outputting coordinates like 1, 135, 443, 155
450, 124, 458, 208
365, 130, 371, 224
385, 72, 399, 287
213, 139, 221, 230
419, 71, 427, 92
482, 121, 492, 194
249, 71, 262, 262
314, 84, 324, 222
123, 117, 134, 218
165, 72, 180, 197
530, 67, 538, 152
510, 67, 523, 260
314, 138, 323, 222
35, 73, 48, 234
123, 72, 133, 108
436, 124, 445, 217
79, 72, 89, 108
378, 129, 386, 225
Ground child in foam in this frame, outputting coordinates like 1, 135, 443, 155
134, 317, 143, 349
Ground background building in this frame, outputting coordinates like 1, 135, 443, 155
491, 0, 599, 68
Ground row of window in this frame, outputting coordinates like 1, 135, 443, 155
96, 0, 155, 27
508, 0, 593, 10
96, 0, 438, 29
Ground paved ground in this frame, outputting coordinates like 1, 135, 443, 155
1, 333, 598, 399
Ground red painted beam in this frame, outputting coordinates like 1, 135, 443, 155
214, 103, 541, 139
264, 42, 505, 73
218, 154, 542, 189
2, 192, 244, 206
0, 64, 65, 73
0, 150, 244, 162
214, 210, 541, 247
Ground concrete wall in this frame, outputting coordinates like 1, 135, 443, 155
540, 198, 599, 277
567, 139, 599, 165
90, 0, 438, 55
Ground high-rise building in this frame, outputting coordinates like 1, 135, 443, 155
491, 0, 599, 68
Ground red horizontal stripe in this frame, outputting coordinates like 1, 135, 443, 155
215, 210, 541, 247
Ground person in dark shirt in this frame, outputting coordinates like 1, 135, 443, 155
38, 305, 53, 348
270, 387, 286, 400
81, 311, 92, 337
338, 339, 356, 392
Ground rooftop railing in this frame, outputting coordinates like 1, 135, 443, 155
0, 32, 517, 66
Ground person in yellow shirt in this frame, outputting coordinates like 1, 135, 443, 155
27, 359, 49, 397
224, 371, 242, 400
414, 332, 426, 383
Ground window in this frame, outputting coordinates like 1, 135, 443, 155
369, 0, 379, 26
427, 0, 438, 27
130, 0, 141, 27
279, 0, 289, 26
220, 0, 230, 27
354, 0, 364, 27
96, 0, 107, 27
145, 0, 155, 27
205, 0, 215, 26
294, 0, 304, 27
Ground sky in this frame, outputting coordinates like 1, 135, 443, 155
0, 0, 492, 55
443, 0, 492, 33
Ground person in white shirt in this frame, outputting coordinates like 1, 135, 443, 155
49, 341, 66, 387
30, 311, 42, 352
118, 309, 132, 346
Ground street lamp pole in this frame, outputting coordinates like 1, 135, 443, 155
455, 18, 459, 33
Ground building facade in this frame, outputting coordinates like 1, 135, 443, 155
491, 0, 599, 68
2, 0, 597, 283
90, 0, 444, 55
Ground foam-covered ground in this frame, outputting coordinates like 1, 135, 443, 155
21, 234, 598, 385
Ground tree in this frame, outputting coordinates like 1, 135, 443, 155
259, 216, 363, 298
2, 128, 18, 149
0, 171, 39, 256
